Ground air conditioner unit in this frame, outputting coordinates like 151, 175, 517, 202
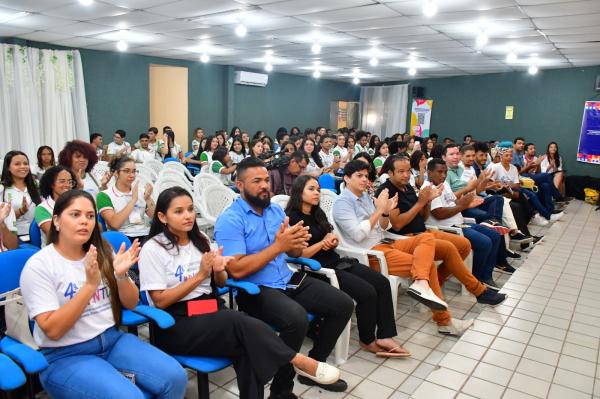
234, 71, 268, 87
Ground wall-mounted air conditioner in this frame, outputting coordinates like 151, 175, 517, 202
234, 71, 269, 87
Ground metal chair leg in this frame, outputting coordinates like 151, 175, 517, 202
197, 372, 210, 399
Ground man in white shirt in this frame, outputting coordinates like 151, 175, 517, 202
318, 135, 339, 172
106, 129, 131, 160
131, 133, 161, 163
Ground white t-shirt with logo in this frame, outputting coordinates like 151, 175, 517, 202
319, 150, 335, 169
139, 233, 212, 306
229, 151, 246, 165
332, 146, 348, 161
0, 185, 35, 236
423, 181, 464, 227
107, 142, 131, 156
488, 163, 520, 185
97, 186, 150, 237
20, 244, 115, 347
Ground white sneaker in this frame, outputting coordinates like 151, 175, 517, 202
530, 214, 549, 226
550, 211, 564, 222
407, 282, 448, 311
438, 318, 475, 336
294, 362, 340, 385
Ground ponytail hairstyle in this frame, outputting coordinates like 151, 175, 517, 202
48, 190, 121, 324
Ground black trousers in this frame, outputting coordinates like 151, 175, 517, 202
154, 299, 296, 399
236, 276, 354, 395
333, 263, 397, 344
509, 196, 534, 236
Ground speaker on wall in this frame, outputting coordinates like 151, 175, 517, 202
412, 86, 425, 98
595, 75, 600, 91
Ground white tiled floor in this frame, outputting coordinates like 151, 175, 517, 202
185, 200, 600, 399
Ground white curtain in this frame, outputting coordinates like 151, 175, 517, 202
0, 44, 89, 162
359, 84, 408, 138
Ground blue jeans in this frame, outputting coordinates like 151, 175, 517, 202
40, 327, 187, 399
523, 173, 562, 201
462, 195, 504, 223
462, 224, 501, 281
520, 188, 552, 219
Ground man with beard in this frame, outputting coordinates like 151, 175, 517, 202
214, 157, 354, 399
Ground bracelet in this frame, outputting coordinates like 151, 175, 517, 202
114, 271, 129, 281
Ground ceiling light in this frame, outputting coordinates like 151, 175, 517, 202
265, 49, 274, 56
313, 70, 321, 79
475, 32, 488, 48
116, 40, 128, 51
422, 0, 438, 17
79, 0, 93, 5
506, 52, 517, 63
200, 53, 210, 63
408, 67, 417, 76
528, 65, 538, 75
235, 24, 247, 37
265, 63, 273, 72
311, 43, 321, 54
369, 57, 379, 67
352, 77, 360, 84
0, 11, 29, 24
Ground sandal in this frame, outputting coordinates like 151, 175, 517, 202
376, 346, 411, 358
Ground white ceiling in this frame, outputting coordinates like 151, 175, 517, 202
1, 0, 600, 83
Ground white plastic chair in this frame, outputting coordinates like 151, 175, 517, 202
153, 176, 196, 205
164, 161, 194, 182
198, 184, 238, 225
157, 169, 193, 190
145, 159, 163, 175
270, 195, 289, 209
200, 165, 210, 174
92, 161, 110, 181
193, 173, 223, 198
136, 164, 158, 182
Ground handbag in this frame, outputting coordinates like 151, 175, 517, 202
520, 177, 538, 192
1, 288, 39, 349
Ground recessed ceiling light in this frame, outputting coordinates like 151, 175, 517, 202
200, 53, 210, 63
313, 70, 321, 79
352, 77, 360, 84
79, 0, 93, 5
235, 24, 247, 37
506, 52, 517, 63
116, 40, 128, 51
265, 63, 273, 72
423, 0, 437, 17
369, 57, 379, 67
408, 67, 417, 76
528, 65, 538, 75
311, 43, 321, 54
476, 32, 488, 48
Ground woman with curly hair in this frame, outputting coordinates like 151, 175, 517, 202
58, 140, 110, 198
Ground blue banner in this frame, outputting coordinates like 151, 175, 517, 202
577, 101, 600, 164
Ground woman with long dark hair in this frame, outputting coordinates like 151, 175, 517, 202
1, 151, 42, 239
189, 135, 219, 167
164, 130, 183, 161
409, 150, 427, 188
541, 141, 565, 195
285, 176, 408, 358
58, 140, 110, 198
248, 139, 264, 159
138, 187, 340, 399
302, 138, 323, 176
20, 190, 187, 399
34, 145, 56, 180
35, 165, 76, 245
229, 137, 247, 165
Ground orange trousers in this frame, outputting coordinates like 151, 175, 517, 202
370, 231, 485, 326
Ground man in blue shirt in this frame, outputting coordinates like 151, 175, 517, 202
215, 157, 353, 398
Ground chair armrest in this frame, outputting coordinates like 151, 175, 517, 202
383, 231, 408, 241
0, 336, 47, 374
286, 257, 321, 271
131, 305, 175, 329
216, 286, 230, 296
225, 279, 260, 295
464, 217, 476, 224
0, 354, 26, 390
427, 224, 463, 236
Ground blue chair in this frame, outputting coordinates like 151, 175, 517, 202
163, 157, 179, 163
0, 249, 48, 399
0, 353, 26, 392
98, 213, 107, 231
28, 222, 42, 249
184, 151, 201, 176
318, 174, 337, 193
102, 231, 131, 251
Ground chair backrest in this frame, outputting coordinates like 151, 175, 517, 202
339, 182, 346, 192
92, 161, 110, 181
271, 195, 289, 209
200, 185, 237, 224
153, 176, 195, 202
193, 173, 223, 196
136, 164, 158, 182
200, 165, 209, 174
157, 170, 193, 189
318, 174, 336, 192
102, 231, 132, 252
163, 161, 194, 182
319, 189, 338, 220
163, 157, 179, 163
0, 249, 38, 294
29, 222, 42, 249
144, 159, 164, 175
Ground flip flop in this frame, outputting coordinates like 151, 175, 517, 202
375, 346, 411, 358
359, 341, 381, 354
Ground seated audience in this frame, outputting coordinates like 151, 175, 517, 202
20, 189, 187, 399
34, 145, 56, 180
131, 133, 160, 163
90, 133, 105, 160
188, 135, 218, 167
209, 147, 236, 185
318, 135, 338, 172
302, 138, 324, 176
275, 127, 290, 153
58, 140, 110, 198
285, 175, 409, 357
164, 130, 183, 161
229, 137, 247, 165
354, 131, 370, 155
333, 134, 354, 169
269, 150, 309, 196
35, 166, 76, 246
191, 127, 205, 155
214, 157, 354, 395
409, 150, 427, 188
249, 138, 264, 159
97, 156, 154, 244
139, 187, 340, 399
541, 141, 566, 196
106, 129, 131, 159
373, 142, 389, 173
1, 151, 42, 240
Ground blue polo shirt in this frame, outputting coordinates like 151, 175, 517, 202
214, 197, 292, 289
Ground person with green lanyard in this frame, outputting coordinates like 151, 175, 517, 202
96, 156, 154, 244
35, 166, 77, 247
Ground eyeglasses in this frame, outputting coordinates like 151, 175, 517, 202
119, 169, 137, 175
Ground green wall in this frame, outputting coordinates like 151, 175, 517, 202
1, 37, 359, 146
374, 66, 600, 176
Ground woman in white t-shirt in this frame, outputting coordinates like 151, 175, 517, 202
541, 142, 565, 196
35, 166, 76, 246
209, 147, 237, 185
302, 138, 324, 176
58, 140, 111, 199
20, 190, 187, 399
373, 142, 389, 173
33, 145, 56, 181
228, 137, 247, 165
96, 156, 154, 243
139, 187, 340, 398
0, 151, 42, 239
164, 130, 183, 161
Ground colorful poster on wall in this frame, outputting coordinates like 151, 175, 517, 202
577, 101, 600, 164
410, 99, 433, 137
